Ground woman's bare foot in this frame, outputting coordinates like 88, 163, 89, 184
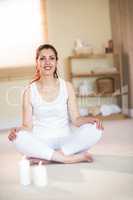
83, 151, 93, 162
51, 150, 93, 164
65, 151, 93, 164
27, 157, 52, 165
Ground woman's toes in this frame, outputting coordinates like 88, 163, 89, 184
27, 157, 51, 165
84, 152, 93, 162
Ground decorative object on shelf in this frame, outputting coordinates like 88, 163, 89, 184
96, 77, 115, 94
104, 39, 113, 53
73, 38, 93, 56
78, 80, 94, 96
100, 104, 121, 116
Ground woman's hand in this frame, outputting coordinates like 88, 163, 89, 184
88, 117, 104, 130
8, 127, 21, 141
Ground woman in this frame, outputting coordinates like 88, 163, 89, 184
8, 44, 103, 164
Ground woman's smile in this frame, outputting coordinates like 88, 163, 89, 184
43, 66, 53, 70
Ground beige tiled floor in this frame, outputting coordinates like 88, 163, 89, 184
0, 119, 133, 200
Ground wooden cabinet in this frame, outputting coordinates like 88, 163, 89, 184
67, 53, 128, 120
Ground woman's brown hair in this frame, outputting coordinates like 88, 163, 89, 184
32, 44, 58, 83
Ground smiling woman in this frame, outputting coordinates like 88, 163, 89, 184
8, 43, 103, 164
0, 0, 47, 72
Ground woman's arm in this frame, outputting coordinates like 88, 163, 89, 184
21, 86, 33, 131
8, 86, 33, 141
66, 81, 103, 130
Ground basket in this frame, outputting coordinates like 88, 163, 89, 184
96, 77, 115, 94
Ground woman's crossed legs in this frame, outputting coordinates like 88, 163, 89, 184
13, 124, 102, 164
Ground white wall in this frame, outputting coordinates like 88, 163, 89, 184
46, 0, 111, 77
0, 78, 30, 130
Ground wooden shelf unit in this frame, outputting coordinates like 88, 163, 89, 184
67, 53, 128, 120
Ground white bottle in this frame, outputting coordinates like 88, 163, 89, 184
79, 80, 90, 96
19, 156, 31, 186
32, 161, 48, 187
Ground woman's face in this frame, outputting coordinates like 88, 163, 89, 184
37, 48, 57, 77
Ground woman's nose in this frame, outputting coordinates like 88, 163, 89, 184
45, 59, 50, 65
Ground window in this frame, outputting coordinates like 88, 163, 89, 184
0, 0, 46, 68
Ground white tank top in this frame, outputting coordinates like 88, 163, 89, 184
30, 78, 71, 139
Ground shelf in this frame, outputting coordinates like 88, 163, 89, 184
69, 53, 114, 59
76, 93, 121, 97
95, 113, 128, 121
71, 71, 120, 78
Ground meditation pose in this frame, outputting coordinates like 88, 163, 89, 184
8, 44, 103, 164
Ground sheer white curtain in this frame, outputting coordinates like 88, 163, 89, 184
0, 0, 44, 68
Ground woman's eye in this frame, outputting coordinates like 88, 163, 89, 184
50, 57, 56, 60
39, 56, 56, 61
40, 57, 44, 60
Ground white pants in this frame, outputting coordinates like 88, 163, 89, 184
13, 123, 102, 160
